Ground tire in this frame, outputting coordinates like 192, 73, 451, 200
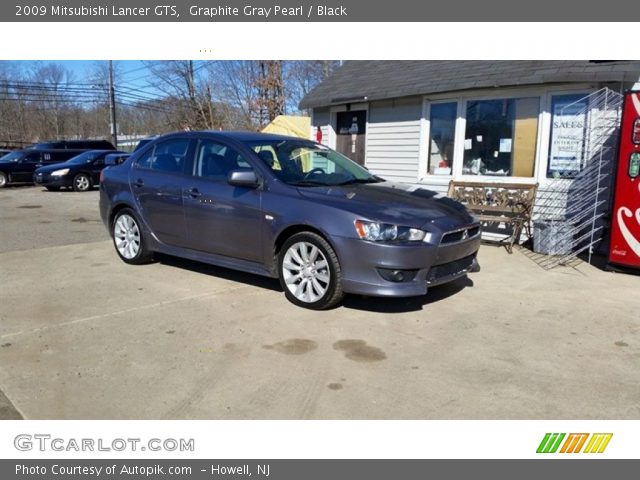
73, 173, 92, 192
45, 186, 60, 192
0, 172, 7, 188
112, 208, 154, 265
278, 232, 344, 310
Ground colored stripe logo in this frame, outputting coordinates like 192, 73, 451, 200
537, 433, 612, 454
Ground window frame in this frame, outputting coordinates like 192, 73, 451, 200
422, 99, 458, 178
460, 96, 541, 178
191, 138, 251, 182
134, 137, 193, 175
419, 85, 597, 185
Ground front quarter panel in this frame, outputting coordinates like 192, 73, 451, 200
260, 185, 362, 270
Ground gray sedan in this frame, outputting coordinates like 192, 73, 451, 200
99, 131, 481, 309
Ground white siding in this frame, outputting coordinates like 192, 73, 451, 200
366, 120, 421, 183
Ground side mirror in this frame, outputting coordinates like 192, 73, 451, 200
228, 169, 259, 188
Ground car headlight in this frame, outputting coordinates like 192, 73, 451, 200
354, 220, 426, 242
50, 168, 70, 176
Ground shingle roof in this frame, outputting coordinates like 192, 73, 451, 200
299, 61, 640, 109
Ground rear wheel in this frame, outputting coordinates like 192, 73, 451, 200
112, 209, 154, 265
73, 173, 91, 192
0, 172, 7, 188
278, 232, 344, 310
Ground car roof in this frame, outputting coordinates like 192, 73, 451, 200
160, 130, 313, 143
83, 149, 121, 154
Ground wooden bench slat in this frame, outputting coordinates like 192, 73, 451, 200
447, 180, 538, 254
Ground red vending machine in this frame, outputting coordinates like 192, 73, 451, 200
609, 90, 640, 269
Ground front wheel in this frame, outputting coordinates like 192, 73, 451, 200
73, 173, 92, 192
278, 232, 344, 310
0, 172, 7, 188
112, 209, 154, 265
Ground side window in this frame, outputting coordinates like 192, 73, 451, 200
53, 152, 73, 163
136, 149, 153, 169
136, 139, 190, 173
24, 152, 42, 163
194, 140, 248, 180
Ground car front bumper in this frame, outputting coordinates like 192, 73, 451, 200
331, 233, 481, 297
33, 172, 72, 188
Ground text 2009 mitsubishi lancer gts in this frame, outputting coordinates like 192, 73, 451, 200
100, 131, 481, 309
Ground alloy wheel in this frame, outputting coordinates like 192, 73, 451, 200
114, 214, 141, 260
75, 175, 90, 191
281, 241, 331, 303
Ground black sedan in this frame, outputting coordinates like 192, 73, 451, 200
34, 150, 125, 192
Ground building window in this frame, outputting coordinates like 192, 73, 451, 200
463, 97, 540, 177
547, 93, 588, 178
428, 102, 457, 175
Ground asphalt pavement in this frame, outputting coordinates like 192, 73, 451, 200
1, 186, 639, 419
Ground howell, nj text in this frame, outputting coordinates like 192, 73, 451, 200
209, 464, 270, 477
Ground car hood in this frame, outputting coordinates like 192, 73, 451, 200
296, 181, 475, 230
35, 162, 74, 174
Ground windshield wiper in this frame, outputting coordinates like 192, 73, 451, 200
287, 180, 327, 187
336, 178, 381, 186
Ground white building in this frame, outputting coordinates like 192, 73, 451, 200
301, 61, 640, 195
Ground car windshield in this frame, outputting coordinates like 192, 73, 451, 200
247, 139, 381, 187
0, 151, 23, 163
66, 151, 101, 164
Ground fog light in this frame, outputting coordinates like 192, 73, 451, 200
377, 268, 418, 283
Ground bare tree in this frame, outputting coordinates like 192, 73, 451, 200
144, 60, 219, 130
285, 61, 340, 114
0, 60, 339, 145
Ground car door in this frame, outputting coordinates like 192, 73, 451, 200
182, 138, 263, 262
90, 154, 106, 184
14, 151, 42, 182
130, 138, 193, 248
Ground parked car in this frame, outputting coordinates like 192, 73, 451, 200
26, 139, 116, 151
0, 149, 84, 188
0, 140, 116, 188
100, 131, 481, 309
34, 150, 126, 192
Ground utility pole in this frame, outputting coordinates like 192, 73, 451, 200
108, 60, 118, 148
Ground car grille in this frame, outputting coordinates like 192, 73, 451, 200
426, 254, 475, 285
34, 172, 50, 183
440, 226, 481, 245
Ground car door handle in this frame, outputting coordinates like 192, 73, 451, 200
187, 187, 202, 198
134, 179, 144, 188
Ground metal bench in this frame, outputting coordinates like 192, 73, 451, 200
447, 180, 538, 254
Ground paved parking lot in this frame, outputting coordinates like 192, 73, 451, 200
0, 186, 639, 419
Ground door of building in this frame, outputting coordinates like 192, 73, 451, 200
336, 111, 366, 165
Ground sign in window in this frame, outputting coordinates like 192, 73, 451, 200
548, 93, 588, 178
